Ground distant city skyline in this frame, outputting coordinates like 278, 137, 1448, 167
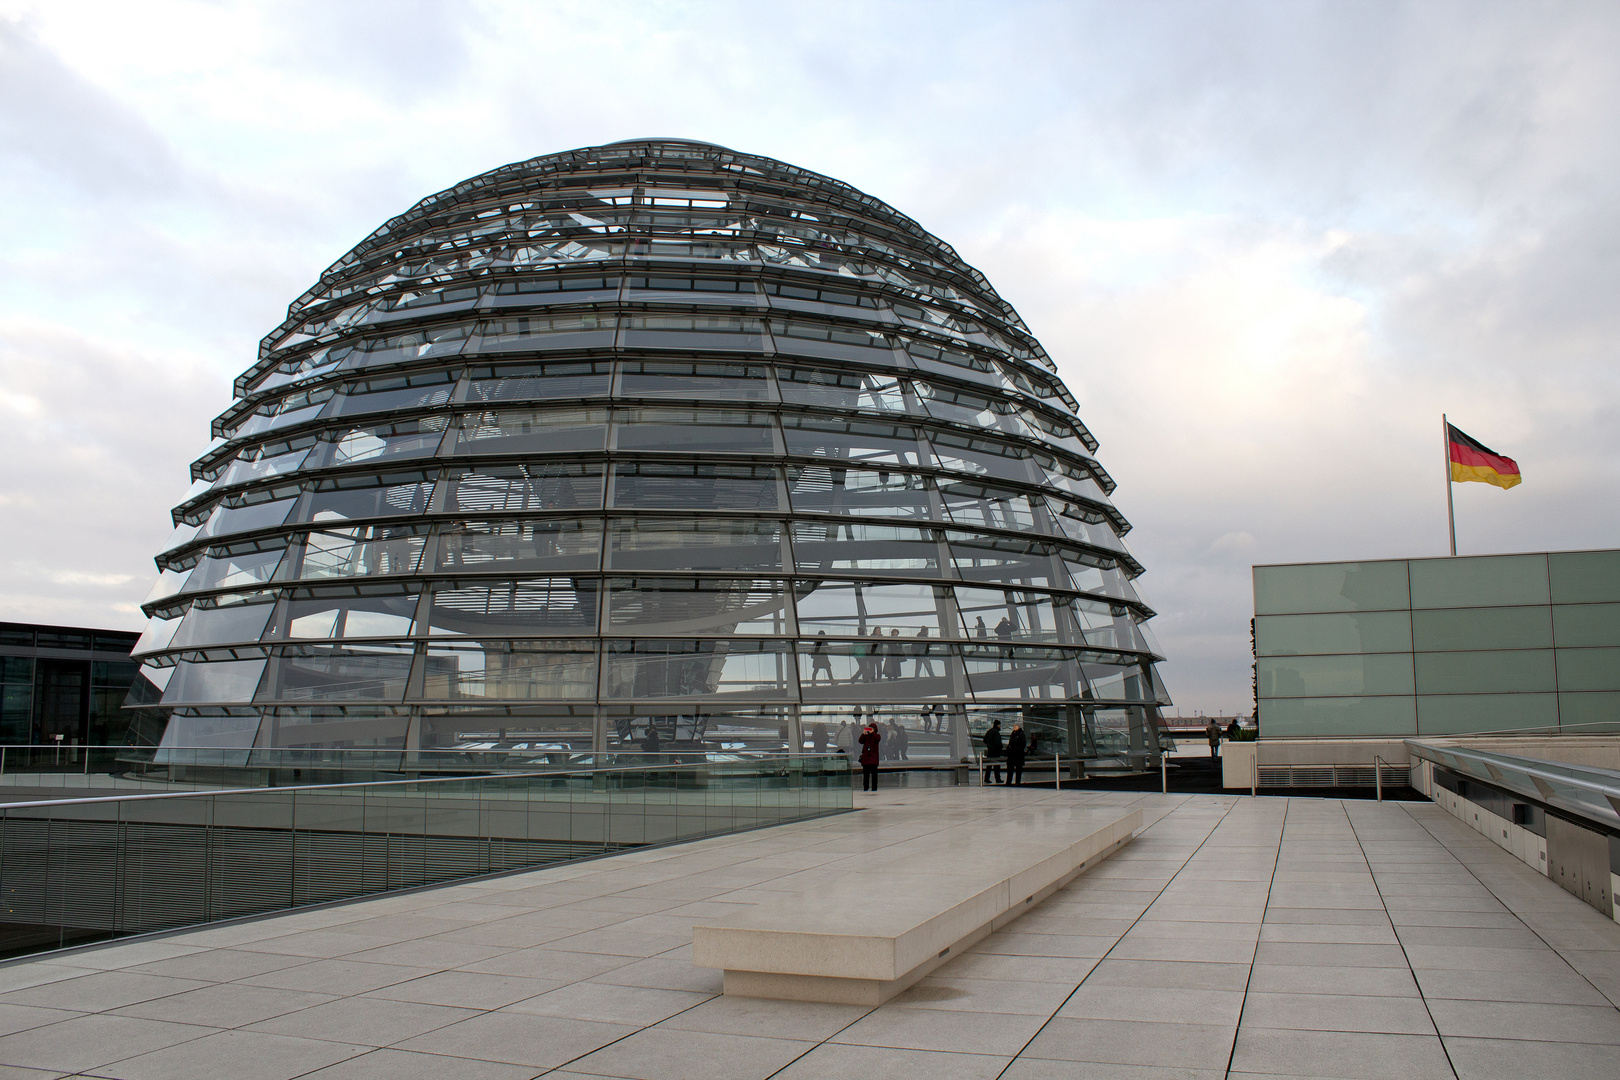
3, 0, 1618, 713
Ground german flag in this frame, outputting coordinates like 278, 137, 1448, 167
1448, 423, 1521, 489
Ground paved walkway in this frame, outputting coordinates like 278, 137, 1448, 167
0, 788, 1616, 1079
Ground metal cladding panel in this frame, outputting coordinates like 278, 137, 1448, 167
134, 139, 1169, 759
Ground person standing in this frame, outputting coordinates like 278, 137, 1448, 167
895, 719, 910, 761
1206, 718, 1222, 759
1006, 722, 1027, 786
1225, 717, 1240, 742
859, 719, 882, 791
884, 629, 905, 680
982, 718, 1004, 784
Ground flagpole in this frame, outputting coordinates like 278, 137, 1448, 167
1442, 413, 1457, 556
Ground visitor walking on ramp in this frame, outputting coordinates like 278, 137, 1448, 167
1206, 718, 1222, 759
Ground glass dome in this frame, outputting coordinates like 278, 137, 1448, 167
128, 139, 1170, 765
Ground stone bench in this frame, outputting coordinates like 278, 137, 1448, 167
692, 804, 1141, 1005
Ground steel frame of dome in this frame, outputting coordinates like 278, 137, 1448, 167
129, 138, 1171, 766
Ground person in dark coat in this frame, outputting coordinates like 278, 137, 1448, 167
1206, 718, 1222, 759
982, 718, 1004, 784
1005, 722, 1027, 785
858, 720, 882, 791
1225, 718, 1240, 742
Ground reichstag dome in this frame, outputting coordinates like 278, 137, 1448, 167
128, 139, 1170, 766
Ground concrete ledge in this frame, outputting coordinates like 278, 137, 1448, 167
692, 806, 1140, 1005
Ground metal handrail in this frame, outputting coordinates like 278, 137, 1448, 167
1406, 740, 1620, 824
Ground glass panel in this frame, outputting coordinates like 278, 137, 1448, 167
1257, 654, 1415, 697
330, 371, 457, 417
257, 706, 411, 750
603, 640, 795, 699
451, 407, 608, 455
1259, 696, 1417, 738
786, 466, 932, 519
947, 533, 1067, 590
132, 616, 181, 658
293, 525, 428, 580
618, 314, 766, 350
1254, 612, 1413, 656
963, 645, 1084, 701
309, 418, 449, 468
780, 416, 927, 470
605, 705, 789, 754
1253, 561, 1411, 614
162, 658, 267, 704
1414, 650, 1555, 694
794, 580, 948, 639
303, 476, 434, 523
436, 520, 602, 574
169, 594, 277, 649
1412, 607, 1553, 651
1072, 597, 1149, 652
605, 578, 792, 636
798, 640, 957, 701
282, 591, 418, 640
904, 341, 1004, 387
196, 497, 297, 541
426, 578, 598, 636
928, 431, 1043, 485
1550, 550, 1620, 604
938, 483, 1052, 534
416, 704, 594, 753
954, 587, 1081, 646
1408, 554, 1549, 609
1555, 648, 1620, 691
617, 361, 773, 401
337, 323, 470, 368
212, 446, 310, 489
184, 547, 287, 593
1552, 603, 1620, 647
258, 645, 415, 702
465, 361, 612, 404
420, 641, 596, 701
612, 464, 779, 511
440, 464, 605, 513
155, 711, 262, 748
608, 518, 782, 572
613, 408, 775, 454
789, 522, 942, 575
914, 383, 1013, 429
772, 320, 896, 363
777, 367, 909, 414
1415, 693, 1558, 735
143, 567, 193, 606
470, 313, 615, 353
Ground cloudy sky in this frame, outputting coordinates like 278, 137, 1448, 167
2, 0, 1617, 713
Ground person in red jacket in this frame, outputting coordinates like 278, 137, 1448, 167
858, 720, 882, 791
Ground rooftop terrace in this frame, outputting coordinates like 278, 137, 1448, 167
0, 786, 1616, 1079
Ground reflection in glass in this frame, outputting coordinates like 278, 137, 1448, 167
420, 641, 596, 700
427, 578, 598, 636
609, 518, 782, 572
606, 578, 792, 636
436, 520, 602, 574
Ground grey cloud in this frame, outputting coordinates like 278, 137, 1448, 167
0, 17, 184, 197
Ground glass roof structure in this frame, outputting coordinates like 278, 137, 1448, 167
129, 139, 1170, 763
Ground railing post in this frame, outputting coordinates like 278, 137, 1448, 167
1375, 757, 1384, 803
1054, 753, 1060, 790
1161, 753, 1167, 794
1251, 753, 1257, 798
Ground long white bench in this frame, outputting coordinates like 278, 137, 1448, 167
692, 805, 1140, 1005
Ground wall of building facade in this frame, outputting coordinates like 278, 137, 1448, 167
1253, 550, 1620, 739
0, 623, 141, 746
